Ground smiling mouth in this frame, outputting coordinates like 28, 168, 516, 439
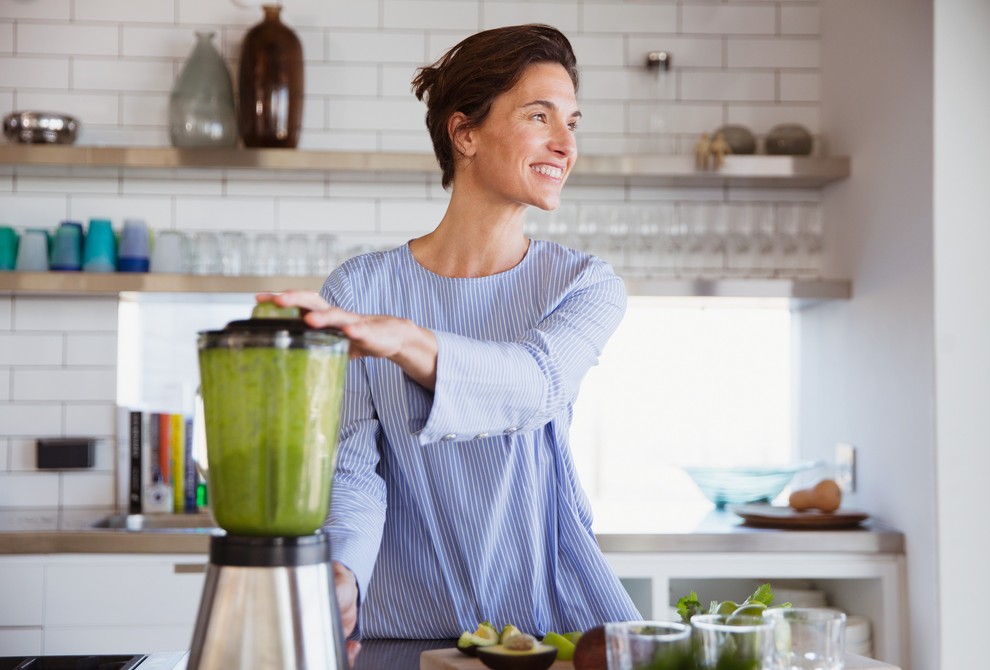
532, 164, 564, 179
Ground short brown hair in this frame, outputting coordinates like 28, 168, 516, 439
411, 24, 579, 189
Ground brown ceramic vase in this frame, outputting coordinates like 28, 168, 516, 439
238, 4, 304, 148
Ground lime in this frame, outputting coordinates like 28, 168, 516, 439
563, 630, 583, 645
732, 603, 767, 618
715, 600, 739, 616
251, 302, 300, 319
542, 631, 575, 661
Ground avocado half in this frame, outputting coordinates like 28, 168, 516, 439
476, 643, 558, 670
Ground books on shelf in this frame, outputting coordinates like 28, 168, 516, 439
120, 407, 201, 515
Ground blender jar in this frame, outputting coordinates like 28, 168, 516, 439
197, 315, 348, 536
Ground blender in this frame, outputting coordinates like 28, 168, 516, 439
187, 305, 349, 670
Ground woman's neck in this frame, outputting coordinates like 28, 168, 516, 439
410, 189, 531, 278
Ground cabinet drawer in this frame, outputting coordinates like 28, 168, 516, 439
45, 557, 206, 627
0, 627, 43, 655
44, 625, 195, 655
0, 563, 44, 626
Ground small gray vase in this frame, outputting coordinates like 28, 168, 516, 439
169, 31, 238, 148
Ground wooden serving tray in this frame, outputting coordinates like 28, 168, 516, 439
729, 503, 869, 529
420, 648, 573, 670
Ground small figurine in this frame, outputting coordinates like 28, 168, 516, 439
695, 132, 712, 170
710, 132, 732, 170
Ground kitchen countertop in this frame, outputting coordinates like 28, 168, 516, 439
0, 503, 904, 555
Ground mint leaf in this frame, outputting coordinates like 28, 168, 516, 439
676, 591, 704, 623
746, 583, 775, 607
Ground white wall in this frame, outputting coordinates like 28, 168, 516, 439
933, 0, 990, 668
0, 1, 826, 525
804, 2, 935, 669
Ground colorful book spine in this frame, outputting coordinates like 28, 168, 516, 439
128, 410, 142, 514
183, 416, 197, 512
171, 413, 185, 513
159, 413, 172, 487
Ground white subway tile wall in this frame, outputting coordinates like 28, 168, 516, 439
0, 295, 118, 525
0, 0, 822, 523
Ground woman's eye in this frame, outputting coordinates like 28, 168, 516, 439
531, 112, 547, 122
567, 121, 579, 132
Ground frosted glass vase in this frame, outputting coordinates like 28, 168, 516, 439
169, 31, 238, 148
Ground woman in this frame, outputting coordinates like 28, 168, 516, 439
267, 23, 640, 655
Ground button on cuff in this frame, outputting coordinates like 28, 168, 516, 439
503, 426, 519, 434
441, 433, 457, 441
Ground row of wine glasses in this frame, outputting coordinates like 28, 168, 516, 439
525, 202, 824, 279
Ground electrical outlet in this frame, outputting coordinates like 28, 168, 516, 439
835, 443, 856, 494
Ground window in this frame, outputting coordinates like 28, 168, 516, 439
570, 297, 793, 506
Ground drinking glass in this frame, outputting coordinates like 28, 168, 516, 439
192, 232, 221, 275
283, 233, 310, 276
50, 221, 83, 271
575, 205, 604, 252
118, 219, 151, 272
251, 233, 281, 275
678, 202, 717, 275
0, 226, 19, 271
763, 608, 846, 670
220, 231, 248, 276
627, 206, 661, 278
606, 621, 692, 670
310, 233, 338, 276
16, 228, 50, 271
151, 231, 186, 273
774, 204, 802, 275
82, 219, 117, 273
691, 614, 774, 670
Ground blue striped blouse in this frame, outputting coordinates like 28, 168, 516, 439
321, 240, 641, 639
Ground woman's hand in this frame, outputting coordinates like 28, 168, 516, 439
257, 291, 439, 389
332, 560, 361, 666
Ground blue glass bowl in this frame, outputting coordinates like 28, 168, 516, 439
683, 462, 818, 508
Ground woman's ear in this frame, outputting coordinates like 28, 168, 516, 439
448, 112, 476, 158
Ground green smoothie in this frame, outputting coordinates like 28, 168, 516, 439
198, 337, 347, 536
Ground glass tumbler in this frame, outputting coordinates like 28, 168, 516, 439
763, 608, 846, 670
692, 614, 774, 670
220, 231, 248, 276
192, 232, 222, 275
251, 233, 282, 275
283, 233, 310, 276
606, 621, 693, 670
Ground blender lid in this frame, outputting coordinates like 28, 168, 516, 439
202, 316, 345, 337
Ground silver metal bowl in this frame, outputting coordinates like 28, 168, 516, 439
3, 110, 79, 144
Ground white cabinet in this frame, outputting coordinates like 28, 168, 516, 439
605, 551, 906, 669
0, 553, 207, 655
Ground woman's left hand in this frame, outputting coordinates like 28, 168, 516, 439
257, 291, 439, 389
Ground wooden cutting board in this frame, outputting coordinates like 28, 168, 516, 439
419, 647, 898, 670
420, 648, 574, 670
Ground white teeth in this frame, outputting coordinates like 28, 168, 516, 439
533, 165, 563, 179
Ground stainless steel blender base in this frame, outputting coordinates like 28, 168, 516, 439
187, 535, 347, 670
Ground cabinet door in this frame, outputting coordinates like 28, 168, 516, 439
0, 627, 43, 655
44, 555, 206, 627
0, 561, 44, 626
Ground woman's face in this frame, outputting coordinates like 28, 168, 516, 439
461, 62, 580, 211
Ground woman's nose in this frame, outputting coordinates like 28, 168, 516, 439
550, 124, 577, 157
